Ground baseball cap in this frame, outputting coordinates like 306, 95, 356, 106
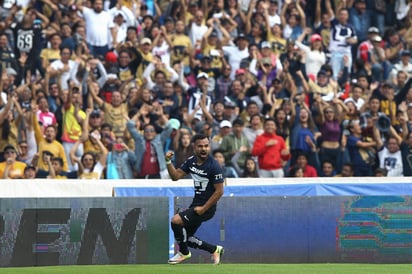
196, 72, 209, 79
401, 50, 411, 57
368, 26, 380, 34
169, 118, 181, 130
24, 165, 36, 172
210, 30, 218, 37
235, 33, 247, 43
371, 36, 382, 43
310, 34, 322, 43
141, 37, 152, 45
235, 68, 246, 75
105, 51, 117, 63
224, 101, 236, 108
3, 144, 17, 153
219, 120, 232, 128
90, 109, 101, 117
6, 67, 17, 76
261, 41, 271, 49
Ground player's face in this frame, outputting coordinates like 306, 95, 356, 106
193, 138, 210, 161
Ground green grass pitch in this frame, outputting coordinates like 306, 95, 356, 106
0, 264, 412, 274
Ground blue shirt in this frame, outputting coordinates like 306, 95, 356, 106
181, 155, 224, 207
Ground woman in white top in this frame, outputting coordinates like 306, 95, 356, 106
295, 28, 326, 78
70, 131, 108, 180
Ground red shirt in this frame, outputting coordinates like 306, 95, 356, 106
140, 141, 160, 176
252, 132, 290, 170
303, 165, 318, 177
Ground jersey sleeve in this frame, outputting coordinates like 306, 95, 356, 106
180, 156, 193, 173
210, 160, 225, 184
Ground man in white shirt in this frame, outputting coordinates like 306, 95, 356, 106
223, 33, 249, 79
76, 0, 116, 58
189, 10, 208, 49
377, 135, 403, 177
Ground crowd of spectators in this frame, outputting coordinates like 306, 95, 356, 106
0, 0, 412, 180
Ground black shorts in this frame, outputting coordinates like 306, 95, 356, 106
178, 207, 215, 236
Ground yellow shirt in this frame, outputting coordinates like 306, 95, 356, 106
103, 103, 128, 138
40, 48, 61, 64
267, 34, 286, 56
62, 104, 86, 143
136, 50, 153, 79
33, 115, 68, 171
0, 161, 26, 179
171, 34, 192, 66
0, 121, 18, 152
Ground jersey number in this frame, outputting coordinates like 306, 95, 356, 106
194, 180, 208, 192
17, 34, 33, 52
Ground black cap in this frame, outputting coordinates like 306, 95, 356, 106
3, 144, 16, 153
235, 33, 247, 43
90, 109, 101, 117
401, 50, 411, 57
210, 30, 218, 37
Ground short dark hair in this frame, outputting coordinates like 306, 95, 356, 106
191, 133, 209, 144
232, 118, 244, 127
52, 157, 64, 167
264, 117, 276, 125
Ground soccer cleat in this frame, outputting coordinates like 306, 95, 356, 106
212, 245, 224, 265
168, 251, 191, 265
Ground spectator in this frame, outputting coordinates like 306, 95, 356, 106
219, 118, 250, 171
288, 165, 304, 177
172, 128, 194, 169
212, 149, 238, 178
292, 151, 318, 177
48, 46, 79, 91
243, 114, 264, 149
376, 128, 403, 177
252, 117, 290, 177
280, 0, 306, 41
346, 119, 378, 176
0, 144, 26, 179
70, 132, 108, 180
33, 108, 68, 174
329, 7, 358, 79
126, 106, 174, 179
23, 165, 37, 179
211, 120, 232, 151
320, 160, 337, 177
335, 162, 355, 177
0, 92, 20, 160
239, 156, 259, 178
348, 0, 371, 44
89, 81, 128, 138
295, 30, 326, 78
76, 0, 116, 57
223, 33, 249, 79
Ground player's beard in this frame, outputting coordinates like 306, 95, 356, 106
196, 150, 209, 162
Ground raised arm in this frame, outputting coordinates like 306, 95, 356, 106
165, 151, 188, 180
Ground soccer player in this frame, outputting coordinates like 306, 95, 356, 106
165, 134, 225, 265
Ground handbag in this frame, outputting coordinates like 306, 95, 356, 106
106, 152, 120, 179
